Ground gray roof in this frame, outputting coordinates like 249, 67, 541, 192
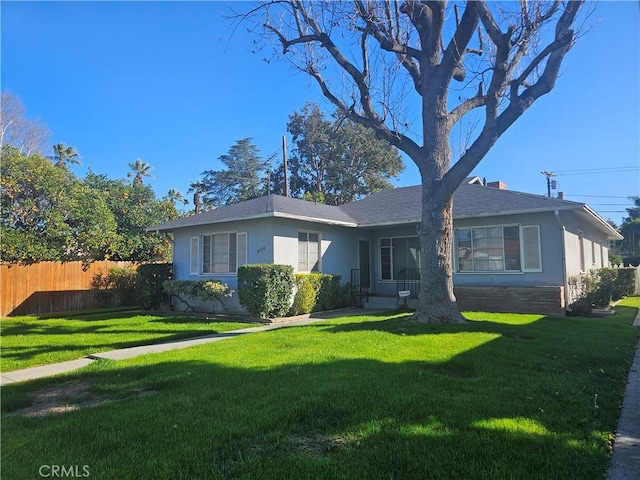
150, 194, 358, 231
149, 182, 621, 239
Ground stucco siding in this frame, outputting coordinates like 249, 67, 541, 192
559, 210, 611, 280
272, 218, 360, 281
452, 211, 565, 288
172, 217, 276, 288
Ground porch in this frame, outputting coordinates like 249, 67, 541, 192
349, 268, 566, 316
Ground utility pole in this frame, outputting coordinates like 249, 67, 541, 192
283, 135, 289, 197
541, 171, 556, 197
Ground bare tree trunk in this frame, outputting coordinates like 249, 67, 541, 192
415, 190, 466, 324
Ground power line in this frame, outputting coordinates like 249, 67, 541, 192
553, 166, 639, 176
554, 165, 638, 173
564, 194, 635, 198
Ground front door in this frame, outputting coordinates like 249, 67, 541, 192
358, 240, 371, 289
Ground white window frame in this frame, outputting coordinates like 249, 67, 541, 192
521, 225, 542, 273
200, 231, 247, 275
454, 224, 542, 274
190, 237, 199, 275
298, 231, 321, 272
378, 236, 421, 281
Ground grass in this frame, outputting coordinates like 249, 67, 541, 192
1, 299, 639, 479
0, 311, 258, 371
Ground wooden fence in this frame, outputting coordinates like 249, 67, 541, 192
0, 261, 136, 317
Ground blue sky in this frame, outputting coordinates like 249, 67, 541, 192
2, 1, 639, 225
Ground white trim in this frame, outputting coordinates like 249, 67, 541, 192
200, 231, 247, 275
190, 237, 199, 275
454, 224, 542, 274
297, 230, 321, 273
521, 225, 542, 273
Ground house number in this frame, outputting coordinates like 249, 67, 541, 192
257, 246, 266, 253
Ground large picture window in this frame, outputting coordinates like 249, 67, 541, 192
379, 236, 420, 280
298, 232, 320, 272
199, 232, 247, 274
455, 225, 541, 273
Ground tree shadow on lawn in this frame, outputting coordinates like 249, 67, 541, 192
327, 307, 638, 337
3, 313, 637, 480
0, 330, 250, 371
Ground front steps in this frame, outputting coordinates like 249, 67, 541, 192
363, 295, 416, 310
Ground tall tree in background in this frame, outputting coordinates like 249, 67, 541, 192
244, 0, 586, 323
616, 197, 640, 259
200, 138, 266, 207
0, 91, 51, 156
625, 197, 640, 221
128, 158, 154, 185
164, 189, 189, 213
285, 102, 404, 205
84, 173, 175, 262
50, 143, 82, 168
188, 180, 210, 214
1, 147, 117, 262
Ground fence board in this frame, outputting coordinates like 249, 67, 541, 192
0, 261, 136, 317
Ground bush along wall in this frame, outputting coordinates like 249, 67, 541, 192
290, 273, 345, 315
163, 280, 233, 313
137, 263, 173, 309
91, 265, 139, 307
593, 267, 638, 308
568, 267, 638, 316
237, 264, 295, 319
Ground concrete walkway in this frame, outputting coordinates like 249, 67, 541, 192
1, 308, 638, 478
0, 309, 360, 386
606, 309, 640, 479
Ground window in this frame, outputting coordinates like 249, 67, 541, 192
578, 231, 586, 272
298, 232, 320, 272
201, 232, 247, 274
455, 225, 541, 273
190, 237, 199, 275
379, 236, 420, 280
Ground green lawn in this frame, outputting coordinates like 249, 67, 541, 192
0, 311, 258, 371
1, 299, 639, 479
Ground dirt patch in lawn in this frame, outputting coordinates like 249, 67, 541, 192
288, 434, 358, 457
11, 381, 155, 418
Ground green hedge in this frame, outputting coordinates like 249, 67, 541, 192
237, 264, 295, 318
91, 265, 139, 307
612, 268, 637, 299
137, 263, 173, 309
290, 273, 345, 315
569, 267, 638, 314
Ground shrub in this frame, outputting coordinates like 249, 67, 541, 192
237, 264, 295, 318
609, 252, 623, 267
290, 273, 346, 315
91, 266, 139, 306
137, 263, 172, 309
567, 274, 597, 316
290, 274, 323, 315
592, 268, 617, 308
163, 280, 233, 312
613, 268, 637, 299
318, 274, 345, 310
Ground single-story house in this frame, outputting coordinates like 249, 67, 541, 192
149, 177, 622, 316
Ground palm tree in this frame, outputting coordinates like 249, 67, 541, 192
165, 189, 188, 212
50, 143, 81, 167
128, 158, 154, 185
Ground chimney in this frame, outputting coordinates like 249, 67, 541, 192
557, 192, 564, 200
486, 181, 508, 190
